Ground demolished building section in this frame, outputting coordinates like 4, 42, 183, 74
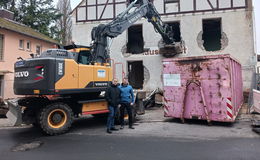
71, 0, 255, 92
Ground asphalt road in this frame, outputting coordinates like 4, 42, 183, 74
0, 114, 260, 160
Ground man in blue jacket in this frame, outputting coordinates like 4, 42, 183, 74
105, 78, 121, 134
119, 77, 135, 129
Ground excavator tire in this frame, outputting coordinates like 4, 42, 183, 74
39, 102, 73, 135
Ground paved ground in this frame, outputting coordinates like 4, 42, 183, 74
0, 107, 259, 160
0, 129, 260, 160
0, 107, 259, 139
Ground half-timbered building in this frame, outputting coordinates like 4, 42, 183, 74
71, 0, 256, 92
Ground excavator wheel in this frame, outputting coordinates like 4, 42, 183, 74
39, 102, 73, 135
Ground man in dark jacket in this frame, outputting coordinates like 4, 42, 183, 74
119, 77, 135, 129
105, 78, 121, 134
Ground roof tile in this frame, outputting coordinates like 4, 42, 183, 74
0, 17, 59, 44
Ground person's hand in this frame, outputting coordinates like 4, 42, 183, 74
130, 103, 134, 106
118, 104, 121, 107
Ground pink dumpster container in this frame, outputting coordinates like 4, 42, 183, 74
162, 54, 243, 122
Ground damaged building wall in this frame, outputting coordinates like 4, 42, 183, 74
71, 0, 255, 92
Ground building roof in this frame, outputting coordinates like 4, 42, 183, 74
0, 17, 59, 44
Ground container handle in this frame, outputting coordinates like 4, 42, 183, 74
181, 80, 211, 124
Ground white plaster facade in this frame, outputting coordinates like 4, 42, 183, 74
71, 0, 256, 92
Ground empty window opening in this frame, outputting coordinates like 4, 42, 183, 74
127, 61, 144, 89
127, 25, 144, 54
202, 19, 222, 51
166, 21, 181, 42
26, 41, 31, 51
0, 34, 3, 60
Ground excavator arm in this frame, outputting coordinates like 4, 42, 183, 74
90, 0, 182, 63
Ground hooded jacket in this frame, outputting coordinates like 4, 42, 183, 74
105, 83, 121, 107
119, 83, 134, 103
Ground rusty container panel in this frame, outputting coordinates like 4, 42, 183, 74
162, 54, 243, 122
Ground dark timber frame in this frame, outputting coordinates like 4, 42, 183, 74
75, 0, 248, 22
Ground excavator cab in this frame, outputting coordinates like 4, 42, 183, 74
65, 45, 92, 65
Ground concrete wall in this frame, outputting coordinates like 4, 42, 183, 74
0, 29, 55, 99
71, 0, 256, 92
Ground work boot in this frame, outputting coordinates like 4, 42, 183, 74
107, 129, 112, 134
120, 126, 124, 129
111, 127, 119, 131
129, 126, 135, 129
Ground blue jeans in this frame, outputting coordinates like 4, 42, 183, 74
107, 106, 117, 130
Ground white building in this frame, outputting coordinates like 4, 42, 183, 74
71, 0, 256, 92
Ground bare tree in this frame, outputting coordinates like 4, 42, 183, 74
57, 0, 72, 45
0, 0, 16, 11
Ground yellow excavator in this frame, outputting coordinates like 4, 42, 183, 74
7, 0, 182, 135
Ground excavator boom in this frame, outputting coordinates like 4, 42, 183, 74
90, 0, 183, 63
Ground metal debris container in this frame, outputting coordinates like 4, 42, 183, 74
162, 54, 243, 122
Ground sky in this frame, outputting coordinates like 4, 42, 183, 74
53, 0, 260, 53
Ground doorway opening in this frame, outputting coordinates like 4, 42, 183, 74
127, 61, 144, 89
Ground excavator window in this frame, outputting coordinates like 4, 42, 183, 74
78, 50, 91, 65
